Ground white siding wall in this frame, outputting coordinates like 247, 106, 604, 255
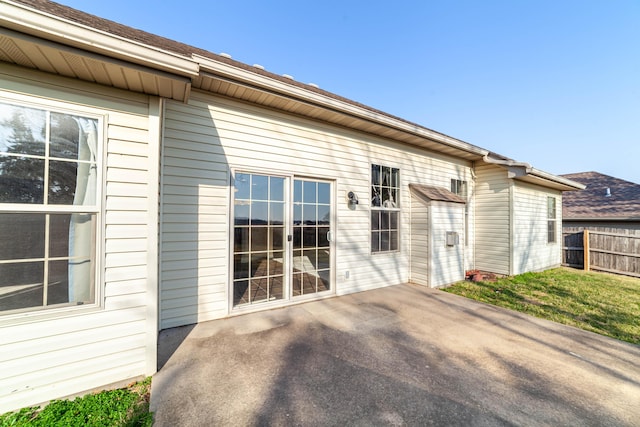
0, 67, 157, 413
409, 193, 429, 286
474, 164, 511, 275
160, 92, 474, 328
512, 181, 562, 275
429, 202, 466, 287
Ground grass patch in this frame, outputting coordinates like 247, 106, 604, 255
0, 377, 152, 427
443, 267, 640, 345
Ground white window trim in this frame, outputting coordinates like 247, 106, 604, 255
547, 196, 557, 244
227, 167, 338, 314
0, 94, 105, 324
370, 163, 401, 255
227, 168, 293, 314
451, 178, 469, 246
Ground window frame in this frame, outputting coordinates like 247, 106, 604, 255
451, 178, 469, 246
547, 196, 557, 244
370, 163, 400, 254
450, 179, 468, 199
0, 96, 104, 321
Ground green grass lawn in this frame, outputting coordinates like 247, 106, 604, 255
443, 267, 640, 345
0, 377, 152, 427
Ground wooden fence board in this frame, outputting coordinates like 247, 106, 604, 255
562, 226, 640, 277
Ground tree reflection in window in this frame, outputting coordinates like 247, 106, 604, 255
0, 102, 98, 313
371, 164, 399, 253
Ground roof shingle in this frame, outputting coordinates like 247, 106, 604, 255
409, 184, 466, 204
560, 171, 640, 220
10, 0, 451, 138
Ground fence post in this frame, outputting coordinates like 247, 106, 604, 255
583, 229, 590, 271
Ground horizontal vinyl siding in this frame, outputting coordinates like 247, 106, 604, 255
410, 193, 429, 286
0, 68, 154, 413
161, 97, 229, 329
512, 182, 562, 275
160, 92, 474, 327
474, 164, 511, 275
430, 202, 465, 287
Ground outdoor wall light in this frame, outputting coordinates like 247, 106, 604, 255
347, 191, 359, 206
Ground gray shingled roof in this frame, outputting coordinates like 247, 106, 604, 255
13, 0, 452, 139
8, 1, 586, 194
560, 172, 640, 220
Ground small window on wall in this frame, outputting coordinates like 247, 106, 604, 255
371, 164, 399, 253
451, 179, 469, 245
0, 101, 100, 315
547, 196, 556, 243
451, 179, 467, 198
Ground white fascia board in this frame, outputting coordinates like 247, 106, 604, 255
528, 168, 586, 190
194, 54, 489, 158
483, 154, 585, 191
1, 0, 199, 78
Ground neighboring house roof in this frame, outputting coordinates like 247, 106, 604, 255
1, 0, 584, 191
409, 184, 466, 205
560, 172, 640, 221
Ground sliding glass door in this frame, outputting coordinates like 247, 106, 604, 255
292, 179, 331, 297
232, 173, 332, 308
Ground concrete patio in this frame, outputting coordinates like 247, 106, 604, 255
150, 284, 640, 426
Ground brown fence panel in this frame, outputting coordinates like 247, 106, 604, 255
562, 226, 640, 278
562, 227, 584, 268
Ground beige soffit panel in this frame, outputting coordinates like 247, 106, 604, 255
193, 54, 490, 160
482, 154, 585, 192
0, 27, 192, 101
1, 0, 199, 78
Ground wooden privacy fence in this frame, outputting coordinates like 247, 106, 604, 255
563, 227, 640, 278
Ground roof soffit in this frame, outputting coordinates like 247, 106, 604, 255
0, 27, 192, 101
482, 154, 585, 191
194, 55, 488, 161
1, 0, 588, 188
1, 0, 199, 78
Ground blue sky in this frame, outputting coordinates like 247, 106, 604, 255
59, 0, 640, 184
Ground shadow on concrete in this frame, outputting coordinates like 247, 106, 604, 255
157, 324, 195, 370
151, 284, 640, 426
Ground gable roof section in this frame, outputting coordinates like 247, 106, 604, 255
560, 171, 640, 221
409, 184, 466, 205
1, 0, 584, 191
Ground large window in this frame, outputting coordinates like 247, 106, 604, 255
371, 164, 399, 253
0, 101, 99, 314
547, 196, 556, 243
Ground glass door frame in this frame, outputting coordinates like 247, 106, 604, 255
228, 169, 335, 313
290, 176, 335, 302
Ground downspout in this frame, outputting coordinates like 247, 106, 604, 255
509, 179, 515, 275
470, 161, 476, 270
